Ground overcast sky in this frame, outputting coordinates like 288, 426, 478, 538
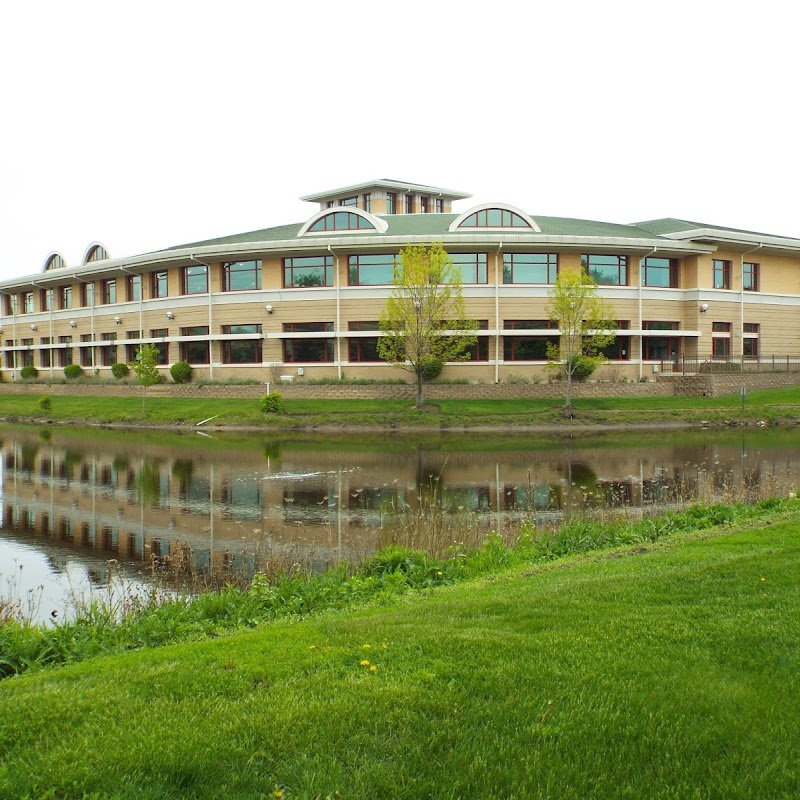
1, 0, 797, 282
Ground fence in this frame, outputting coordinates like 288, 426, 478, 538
660, 356, 800, 375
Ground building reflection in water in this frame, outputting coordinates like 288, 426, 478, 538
2, 427, 799, 594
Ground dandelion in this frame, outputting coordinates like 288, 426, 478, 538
370, 665, 377, 673
761, 577, 766, 582
360, 660, 370, 667
362, 643, 371, 649
274, 792, 283, 799
308, 645, 316, 650
436, 571, 443, 577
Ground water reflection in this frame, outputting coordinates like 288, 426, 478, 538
2, 424, 800, 622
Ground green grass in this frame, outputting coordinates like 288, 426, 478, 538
1, 507, 800, 798
2, 385, 800, 429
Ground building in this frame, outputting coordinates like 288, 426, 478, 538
2, 177, 800, 384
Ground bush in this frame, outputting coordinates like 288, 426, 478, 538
170, 361, 193, 384
63, 364, 83, 380
570, 355, 597, 382
111, 363, 130, 379
37, 395, 51, 412
19, 366, 38, 380
420, 356, 443, 381
260, 392, 285, 414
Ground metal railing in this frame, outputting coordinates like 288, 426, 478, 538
659, 356, 800, 375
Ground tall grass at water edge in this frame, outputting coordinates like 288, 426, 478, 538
1, 487, 796, 682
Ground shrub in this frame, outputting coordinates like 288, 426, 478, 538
64, 364, 83, 380
170, 361, 193, 384
420, 356, 443, 381
260, 392, 285, 414
111, 363, 130, 379
37, 395, 52, 412
570, 355, 597, 382
19, 366, 38, 380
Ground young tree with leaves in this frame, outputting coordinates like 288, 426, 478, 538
546, 269, 617, 415
130, 343, 161, 417
378, 243, 477, 408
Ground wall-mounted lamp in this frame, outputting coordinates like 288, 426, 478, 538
30, 323, 37, 331
69, 320, 77, 328
700, 303, 709, 313
114, 316, 122, 325
166, 311, 175, 320
265, 305, 273, 314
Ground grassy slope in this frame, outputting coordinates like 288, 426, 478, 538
1, 386, 800, 428
1, 520, 799, 799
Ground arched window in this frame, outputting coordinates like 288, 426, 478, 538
86, 245, 108, 262
459, 208, 531, 228
308, 212, 377, 233
43, 253, 66, 271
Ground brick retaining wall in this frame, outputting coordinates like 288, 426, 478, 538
3, 372, 799, 401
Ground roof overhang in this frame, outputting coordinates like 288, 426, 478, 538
301, 178, 472, 203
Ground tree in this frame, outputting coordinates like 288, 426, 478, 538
130, 343, 161, 416
546, 270, 617, 415
378, 243, 477, 408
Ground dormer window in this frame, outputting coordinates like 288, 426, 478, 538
307, 212, 377, 233
460, 209, 531, 228
86, 245, 108, 262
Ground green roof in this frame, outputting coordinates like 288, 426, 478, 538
635, 218, 800, 243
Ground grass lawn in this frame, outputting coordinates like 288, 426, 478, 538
2, 385, 800, 428
1, 519, 799, 799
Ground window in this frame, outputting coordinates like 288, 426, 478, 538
460, 208, 530, 228
79, 334, 94, 367
284, 255, 333, 288
450, 253, 488, 284
58, 336, 73, 367
460, 321, 489, 362
711, 321, 732, 359
86, 245, 108, 262
221, 324, 262, 364
151, 271, 168, 299
386, 193, 397, 214
743, 262, 760, 292
348, 321, 381, 362
20, 339, 34, 368
582, 254, 628, 286
149, 328, 169, 364
713, 259, 731, 290
283, 322, 334, 363
362, 193, 371, 212
126, 275, 141, 302
39, 337, 51, 368
349, 254, 395, 286
743, 323, 760, 358
503, 253, 558, 284
222, 260, 262, 291
45, 254, 65, 271
435, 198, 444, 214
179, 326, 209, 364
41, 289, 53, 312
60, 286, 72, 310
80, 283, 94, 307
100, 332, 117, 366
341, 196, 357, 207
102, 279, 116, 305
641, 257, 679, 288
405, 195, 414, 214
641, 321, 680, 361
420, 196, 429, 214
307, 212, 375, 232
598, 321, 631, 361
22, 292, 34, 314
4, 295, 17, 315
181, 265, 208, 295
503, 320, 558, 361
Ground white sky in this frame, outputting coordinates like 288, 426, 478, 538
1, 0, 798, 282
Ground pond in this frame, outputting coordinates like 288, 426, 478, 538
2, 423, 799, 623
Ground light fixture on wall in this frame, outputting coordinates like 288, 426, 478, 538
69, 320, 77, 328
700, 303, 709, 313
114, 316, 122, 324
265, 305, 273, 314
166, 311, 175, 320
30, 323, 37, 331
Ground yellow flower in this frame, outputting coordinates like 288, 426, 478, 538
362, 643, 371, 649
308, 645, 316, 650
360, 659, 370, 667
370, 665, 377, 673
274, 792, 283, 799
761, 577, 766, 581
437, 571, 443, 577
